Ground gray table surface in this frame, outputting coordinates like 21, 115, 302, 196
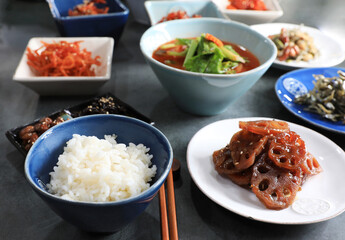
1, 0, 345, 239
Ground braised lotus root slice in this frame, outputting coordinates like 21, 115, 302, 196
213, 145, 240, 175
268, 131, 307, 170
226, 167, 253, 188
301, 152, 322, 176
229, 130, 269, 171
239, 120, 290, 136
251, 154, 303, 210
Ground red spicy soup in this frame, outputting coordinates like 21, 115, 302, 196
152, 38, 260, 74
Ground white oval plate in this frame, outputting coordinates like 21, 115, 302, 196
187, 117, 345, 224
251, 23, 345, 70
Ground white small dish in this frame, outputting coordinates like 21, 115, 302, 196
13, 37, 114, 96
251, 23, 345, 70
187, 117, 345, 224
212, 0, 283, 25
144, 0, 226, 25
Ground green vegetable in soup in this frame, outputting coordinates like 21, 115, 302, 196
221, 45, 245, 63
153, 33, 257, 74
176, 38, 193, 46
184, 54, 210, 73
160, 43, 177, 49
183, 38, 199, 67
167, 49, 187, 56
205, 47, 225, 73
181, 34, 245, 74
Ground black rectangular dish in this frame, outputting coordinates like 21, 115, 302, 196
5, 93, 154, 156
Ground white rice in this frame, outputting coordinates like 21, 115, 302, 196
47, 134, 157, 202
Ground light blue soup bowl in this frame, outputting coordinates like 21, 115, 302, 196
24, 114, 173, 233
140, 18, 277, 115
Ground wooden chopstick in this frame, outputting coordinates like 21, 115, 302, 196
159, 168, 178, 240
159, 183, 169, 240
167, 169, 178, 240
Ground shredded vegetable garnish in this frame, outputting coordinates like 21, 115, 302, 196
269, 27, 319, 62
26, 41, 101, 77
294, 71, 345, 123
226, 0, 267, 10
68, 0, 109, 16
204, 33, 224, 47
158, 10, 201, 23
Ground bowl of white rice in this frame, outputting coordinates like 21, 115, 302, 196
24, 114, 173, 233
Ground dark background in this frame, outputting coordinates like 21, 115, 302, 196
1, 0, 344, 239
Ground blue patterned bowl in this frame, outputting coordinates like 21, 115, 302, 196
24, 114, 173, 232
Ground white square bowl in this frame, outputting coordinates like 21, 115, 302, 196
212, 0, 283, 25
13, 37, 114, 96
144, 0, 226, 25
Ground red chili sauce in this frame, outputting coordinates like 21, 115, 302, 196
152, 38, 260, 74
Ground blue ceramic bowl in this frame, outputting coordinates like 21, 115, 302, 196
140, 18, 277, 115
24, 114, 173, 233
46, 0, 129, 44
144, 0, 226, 25
275, 67, 345, 134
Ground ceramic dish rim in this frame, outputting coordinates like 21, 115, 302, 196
46, 0, 129, 20
12, 37, 114, 82
140, 17, 277, 79
218, 0, 283, 14
187, 116, 345, 224
144, 0, 226, 26
251, 22, 345, 69
275, 67, 345, 134
24, 114, 173, 206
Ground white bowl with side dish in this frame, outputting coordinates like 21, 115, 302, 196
13, 37, 114, 96
145, 0, 226, 25
212, 0, 283, 25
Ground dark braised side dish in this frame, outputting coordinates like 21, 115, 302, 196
19, 116, 68, 151
19, 97, 125, 151
213, 120, 322, 210
6, 94, 153, 155
294, 71, 345, 124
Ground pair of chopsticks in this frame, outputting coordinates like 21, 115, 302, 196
159, 168, 178, 240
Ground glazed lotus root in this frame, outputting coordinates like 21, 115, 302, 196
212, 120, 322, 210
226, 167, 253, 188
213, 145, 238, 175
301, 152, 322, 177
213, 130, 268, 175
229, 130, 268, 171
239, 120, 289, 135
251, 153, 303, 210
268, 131, 307, 170
213, 146, 253, 188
